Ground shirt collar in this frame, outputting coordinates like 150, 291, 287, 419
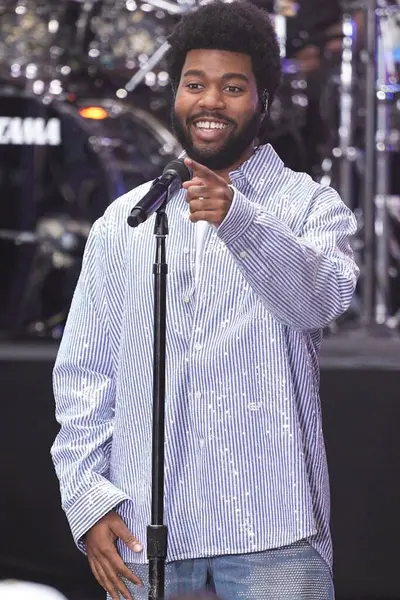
228, 144, 285, 193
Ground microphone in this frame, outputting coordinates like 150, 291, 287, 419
127, 158, 191, 228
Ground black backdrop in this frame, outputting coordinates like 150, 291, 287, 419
1, 344, 400, 600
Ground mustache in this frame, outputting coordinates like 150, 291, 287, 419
187, 112, 236, 126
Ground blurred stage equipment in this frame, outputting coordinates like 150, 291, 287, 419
316, 0, 400, 332
267, 0, 309, 172
0, 1, 66, 85
0, 0, 186, 340
370, 0, 400, 329
0, 0, 399, 338
78, 0, 181, 87
0, 88, 181, 338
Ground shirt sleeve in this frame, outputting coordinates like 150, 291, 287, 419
217, 184, 359, 331
51, 217, 131, 551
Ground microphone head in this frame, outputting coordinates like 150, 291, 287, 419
162, 158, 192, 183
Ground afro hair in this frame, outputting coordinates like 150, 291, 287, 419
166, 0, 282, 109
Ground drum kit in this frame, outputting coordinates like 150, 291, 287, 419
0, 0, 185, 338
0, 0, 399, 339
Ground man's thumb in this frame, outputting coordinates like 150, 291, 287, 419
111, 515, 143, 552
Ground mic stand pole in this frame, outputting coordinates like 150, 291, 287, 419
148, 205, 169, 600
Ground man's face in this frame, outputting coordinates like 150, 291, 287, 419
172, 49, 262, 171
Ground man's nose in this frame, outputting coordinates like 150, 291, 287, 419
198, 86, 226, 110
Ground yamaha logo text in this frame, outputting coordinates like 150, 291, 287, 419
0, 117, 61, 145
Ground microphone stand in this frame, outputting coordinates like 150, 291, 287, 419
147, 204, 169, 600
128, 161, 192, 596
128, 199, 170, 599
127, 157, 191, 599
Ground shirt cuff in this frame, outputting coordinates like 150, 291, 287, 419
217, 185, 257, 245
66, 481, 132, 553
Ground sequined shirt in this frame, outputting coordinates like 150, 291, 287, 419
51, 144, 359, 568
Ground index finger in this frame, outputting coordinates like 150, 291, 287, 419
184, 157, 221, 182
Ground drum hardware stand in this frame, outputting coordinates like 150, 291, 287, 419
75, 0, 99, 51
143, 0, 187, 16
338, 11, 365, 325
372, 1, 400, 329
123, 0, 191, 94
337, 12, 359, 210
324, 0, 399, 334
317, 8, 361, 200
125, 41, 170, 93
0, 230, 54, 338
374, 1, 400, 327
321, 8, 363, 332
383, 194, 400, 329
0, 222, 86, 338
358, 0, 378, 329
325, 0, 382, 333
317, 8, 360, 202
361, 0, 400, 333
273, 0, 298, 60
374, 103, 395, 328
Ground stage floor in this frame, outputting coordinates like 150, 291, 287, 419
320, 328, 400, 370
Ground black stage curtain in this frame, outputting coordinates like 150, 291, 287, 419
1, 344, 400, 600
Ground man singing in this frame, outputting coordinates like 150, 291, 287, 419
51, 2, 359, 599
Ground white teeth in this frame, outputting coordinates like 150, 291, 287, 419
195, 121, 228, 130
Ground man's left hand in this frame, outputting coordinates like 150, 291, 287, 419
183, 158, 234, 226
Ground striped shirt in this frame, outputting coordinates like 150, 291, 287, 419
51, 144, 359, 569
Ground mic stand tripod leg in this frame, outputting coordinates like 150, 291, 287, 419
148, 207, 169, 600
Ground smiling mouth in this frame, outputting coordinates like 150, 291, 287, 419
194, 120, 229, 130
190, 119, 231, 143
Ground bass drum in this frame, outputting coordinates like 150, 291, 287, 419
0, 90, 181, 339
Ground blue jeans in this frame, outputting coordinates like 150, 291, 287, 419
108, 540, 334, 599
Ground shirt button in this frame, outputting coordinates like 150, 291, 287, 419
194, 342, 203, 351
183, 296, 190, 303
239, 250, 248, 259
194, 391, 202, 399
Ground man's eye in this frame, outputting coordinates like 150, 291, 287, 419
226, 86, 243, 93
186, 83, 202, 90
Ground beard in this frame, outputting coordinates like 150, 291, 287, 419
170, 106, 263, 171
